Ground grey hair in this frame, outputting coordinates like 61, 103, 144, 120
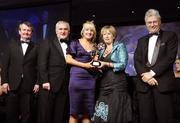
55, 20, 70, 31
144, 9, 161, 22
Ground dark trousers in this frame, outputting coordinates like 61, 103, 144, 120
137, 88, 174, 123
37, 89, 69, 123
5, 90, 33, 123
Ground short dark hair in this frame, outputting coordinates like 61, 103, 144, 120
19, 21, 33, 31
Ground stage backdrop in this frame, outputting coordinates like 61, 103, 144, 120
116, 21, 180, 76
0, 2, 70, 42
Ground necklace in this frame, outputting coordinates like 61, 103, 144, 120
79, 39, 95, 52
103, 47, 112, 57
103, 43, 112, 57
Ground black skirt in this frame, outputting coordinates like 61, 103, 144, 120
91, 85, 132, 123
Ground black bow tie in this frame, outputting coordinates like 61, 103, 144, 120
60, 39, 67, 43
21, 41, 30, 44
148, 32, 159, 37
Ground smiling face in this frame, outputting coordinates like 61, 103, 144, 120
102, 30, 114, 45
82, 25, 95, 41
81, 21, 96, 42
56, 21, 70, 40
145, 16, 161, 34
100, 25, 117, 45
19, 23, 33, 41
144, 9, 161, 34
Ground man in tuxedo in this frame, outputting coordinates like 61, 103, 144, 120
134, 9, 178, 123
1, 21, 39, 123
38, 20, 70, 123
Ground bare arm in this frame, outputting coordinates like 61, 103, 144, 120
66, 54, 94, 69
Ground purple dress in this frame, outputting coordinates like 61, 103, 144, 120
67, 40, 96, 116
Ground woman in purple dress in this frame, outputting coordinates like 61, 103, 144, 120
66, 21, 97, 123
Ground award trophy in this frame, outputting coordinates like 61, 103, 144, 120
90, 50, 101, 67
90, 42, 105, 67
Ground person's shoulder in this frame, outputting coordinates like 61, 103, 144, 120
69, 39, 79, 45
70, 39, 79, 43
3, 40, 18, 51
113, 41, 127, 49
30, 40, 38, 45
136, 35, 148, 45
138, 34, 148, 41
114, 41, 124, 46
8, 39, 19, 46
161, 30, 177, 36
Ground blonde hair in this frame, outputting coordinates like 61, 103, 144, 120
80, 21, 96, 42
100, 25, 117, 41
176, 58, 180, 63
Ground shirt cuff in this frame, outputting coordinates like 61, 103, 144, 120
150, 70, 156, 77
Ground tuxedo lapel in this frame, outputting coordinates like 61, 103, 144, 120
24, 42, 34, 56
144, 36, 149, 56
52, 39, 65, 59
143, 36, 150, 67
150, 36, 161, 66
17, 41, 24, 56
13, 41, 24, 64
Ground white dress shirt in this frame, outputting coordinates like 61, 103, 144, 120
148, 35, 158, 64
21, 40, 29, 78
59, 41, 67, 57
21, 42, 29, 55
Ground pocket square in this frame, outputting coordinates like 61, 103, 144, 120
160, 42, 165, 46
